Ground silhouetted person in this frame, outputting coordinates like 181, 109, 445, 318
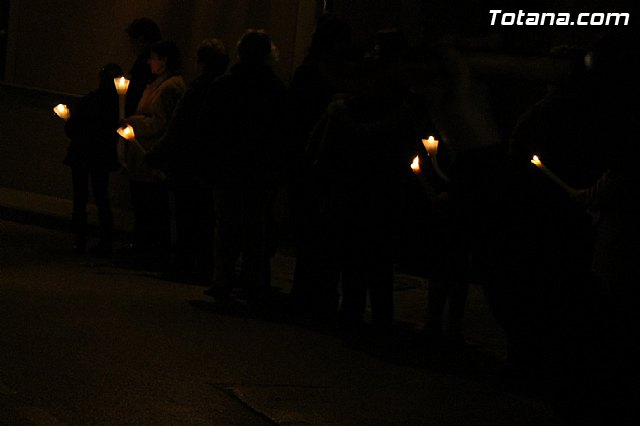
311, 30, 415, 333
419, 43, 508, 351
287, 16, 352, 325
506, 46, 605, 390
146, 38, 229, 283
121, 40, 186, 267
199, 30, 287, 302
125, 17, 162, 117
562, 34, 640, 424
63, 63, 122, 255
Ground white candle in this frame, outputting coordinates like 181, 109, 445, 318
531, 155, 577, 196
421, 135, 449, 183
114, 77, 130, 119
53, 103, 70, 120
421, 136, 439, 157
113, 77, 130, 95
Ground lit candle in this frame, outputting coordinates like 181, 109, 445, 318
114, 76, 130, 119
530, 155, 577, 196
114, 76, 130, 95
421, 136, 439, 157
420, 135, 449, 182
53, 103, 70, 120
117, 124, 136, 141
411, 155, 437, 195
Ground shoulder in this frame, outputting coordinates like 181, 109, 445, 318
162, 75, 187, 92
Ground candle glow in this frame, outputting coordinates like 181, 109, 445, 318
117, 124, 136, 140
113, 77, 130, 95
422, 136, 439, 157
411, 155, 421, 173
530, 154, 577, 196
53, 103, 70, 120
531, 155, 542, 167
410, 154, 437, 195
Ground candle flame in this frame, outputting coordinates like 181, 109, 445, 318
114, 76, 130, 94
411, 155, 420, 173
421, 136, 439, 156
53, 104, 70, 120
531, 155, 542, 166
117, 124, 135, 140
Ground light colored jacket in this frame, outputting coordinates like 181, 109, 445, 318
123, 72, 187, 182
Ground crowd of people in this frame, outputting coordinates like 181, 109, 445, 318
60, 15, 639, 423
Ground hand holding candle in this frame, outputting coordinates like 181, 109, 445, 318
530, 155, 577, 196
53, 104, 70, 121
114, 76, 130, 119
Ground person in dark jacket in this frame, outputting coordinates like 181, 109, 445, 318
287, 16, 352, 325
199, 30, 287, 302
63, 63, 122, 254
146, 38, 229, 283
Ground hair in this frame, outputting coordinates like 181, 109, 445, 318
308, 16, 351, 59
150, 40, 182, 71
236, 30, 273, 65
197, 38, 229, 75
125, 17, 161, 44
99, 63, 123, 88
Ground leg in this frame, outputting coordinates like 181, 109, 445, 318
239, 183, 270, 296
71, 167, 90, 251
90, 170, 113, 252
212, 185, 242, 293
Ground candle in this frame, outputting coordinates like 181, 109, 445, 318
113, 76, 130, 95
117, 124, 136, 140
411, 155, 437, 195
420, 135, 449, 183
114, 76, 130, 119
53, 103, 70, 120
530, 155, 577, 196
421, 136, 439, 157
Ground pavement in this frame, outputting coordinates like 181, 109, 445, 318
0, 187, 560, 425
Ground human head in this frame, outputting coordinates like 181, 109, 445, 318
126, 17, 161, 54
236, 30, 273, 65
197, 38, 229, 76
98, 63, 123, 88
148, 40, 181, 75
308, 16, 351, 61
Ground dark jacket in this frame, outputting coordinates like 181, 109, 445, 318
198, 62, 288, 186
146, 71, 221, 181
63, 85, 120, 172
